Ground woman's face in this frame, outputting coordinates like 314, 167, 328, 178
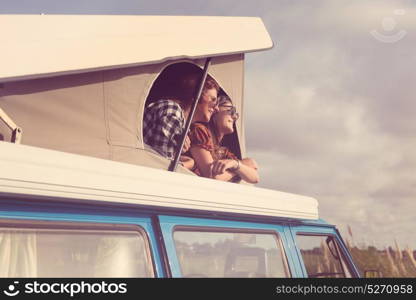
196, 88, 219, 122
213, 100, 239, 135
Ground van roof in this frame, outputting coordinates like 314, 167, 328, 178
0, 142, 319, 221
0, 15, 273, 83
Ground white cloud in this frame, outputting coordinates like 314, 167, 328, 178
245, 0, 416, 247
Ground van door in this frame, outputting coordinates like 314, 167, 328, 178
289, 224, 360, 278
158, 215, 303, 277
0, 205, 164, 277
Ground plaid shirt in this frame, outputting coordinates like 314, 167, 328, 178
143, 99, 185, 160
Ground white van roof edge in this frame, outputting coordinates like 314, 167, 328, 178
0, 142, 318, 220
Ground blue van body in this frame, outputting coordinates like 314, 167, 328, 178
0, 196, 360, 278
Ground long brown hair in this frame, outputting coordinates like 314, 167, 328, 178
146, 62, 219, 112
179, 74, 220, 112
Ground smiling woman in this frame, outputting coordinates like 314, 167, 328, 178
188, 93, 260, 183
143, 62, 220, 170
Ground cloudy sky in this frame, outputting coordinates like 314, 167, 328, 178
2, 0, 415, 248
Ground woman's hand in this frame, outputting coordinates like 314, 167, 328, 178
180, 155, 195, 170
211, 159, 239, 177
241, 158, 258, 170
211, 158, 260, 183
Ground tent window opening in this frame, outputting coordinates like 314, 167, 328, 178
143, 61, 241, 170
143, 62, 205, 166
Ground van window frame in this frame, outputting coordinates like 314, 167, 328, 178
0, 219, 156, 277
173, 225, 291, 278
158, 215, 300, 277
295, 232, 349, 278
0, 204, 165, 277
289, 225, 360, 278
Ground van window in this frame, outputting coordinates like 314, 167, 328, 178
0, 225, 154, 277
173, 228, 290, 277
296, 234, 352, 278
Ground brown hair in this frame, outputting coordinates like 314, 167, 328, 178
217, 93, 232, 106
203, 76, 220, 94
147, 62, 221, 111
179, 74, 220, 111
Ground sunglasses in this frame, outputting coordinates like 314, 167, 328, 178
220, 105, 239, 120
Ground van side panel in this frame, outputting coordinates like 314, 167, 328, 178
0, 201, 166, 277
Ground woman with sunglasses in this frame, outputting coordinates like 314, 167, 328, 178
188, 94, 259, 183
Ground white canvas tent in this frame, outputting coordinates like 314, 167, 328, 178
0, 15, 273, 174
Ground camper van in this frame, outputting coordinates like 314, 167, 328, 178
0, 15, 360, 278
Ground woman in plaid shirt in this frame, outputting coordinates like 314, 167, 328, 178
143, 70, 220, 169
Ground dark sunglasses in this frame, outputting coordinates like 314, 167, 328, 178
220, 105, 239, 120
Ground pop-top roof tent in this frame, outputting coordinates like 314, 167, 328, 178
0, 15, 273, 174
0, 15, 319, 220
